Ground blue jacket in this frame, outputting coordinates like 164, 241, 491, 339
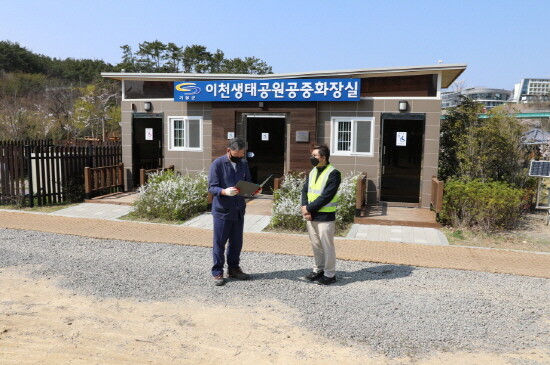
208, 154, 252, 220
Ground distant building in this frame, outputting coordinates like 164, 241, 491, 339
522, 128, 550, 145
441, 91, 461, 109
512, 78, 550, 103
442, 87, 512, 110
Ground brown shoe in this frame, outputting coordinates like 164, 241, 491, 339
227, 267, 250, 280
213, 274, 225, 286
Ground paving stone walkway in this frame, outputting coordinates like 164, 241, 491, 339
50, 203, 134, 220
49, 204, 449, 245
2, 206, 548, 279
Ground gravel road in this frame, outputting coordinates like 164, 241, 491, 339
1, 227, 548, 359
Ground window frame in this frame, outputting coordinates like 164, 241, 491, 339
168, 116, 203, 151
330, 116, 375, 157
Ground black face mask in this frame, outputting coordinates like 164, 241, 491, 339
229, 155, 242, 163
310, 156, 320, 166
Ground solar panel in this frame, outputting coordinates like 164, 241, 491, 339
529, 160, 550, 177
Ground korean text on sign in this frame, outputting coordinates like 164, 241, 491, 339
174, 78, 361, 102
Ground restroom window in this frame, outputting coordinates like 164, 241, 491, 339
169, 116, 202, 151
331, 117, 374, 156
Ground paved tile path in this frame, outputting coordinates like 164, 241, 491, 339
1, 208, 548, 278
51, 203, 134, 220
50, 204, 449, 245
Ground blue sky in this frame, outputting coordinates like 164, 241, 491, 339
2, 0, 549, 90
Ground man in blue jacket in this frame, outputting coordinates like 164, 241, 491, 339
208, 138, 258, 286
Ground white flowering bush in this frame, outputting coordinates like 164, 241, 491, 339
271, 172, 307, 231
335, 171, 359, 230
270, 170, 360, 232
133, 170, 208, 221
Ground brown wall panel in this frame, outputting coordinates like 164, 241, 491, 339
361, 74, 437, 97
288, 107, 317, 173
211, 102, 317, 173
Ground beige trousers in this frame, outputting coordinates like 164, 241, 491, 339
306, 220, 336, 278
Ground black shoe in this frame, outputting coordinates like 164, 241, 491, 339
305, 270, 324, 281
316, 275, 336, 285
227, 267, 250, 280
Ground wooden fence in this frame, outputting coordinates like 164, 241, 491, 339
0, 144, 26, 203
431, 176, 444, 213
139, 165, 175, 186
355, 173, 368, 216
84, 163, 125, 199
0, 141, 54, 203
0, 139, 122, 206
55, 139, 121, 147
0, 139, 54, 147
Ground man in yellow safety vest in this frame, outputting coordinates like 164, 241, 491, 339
301, 145, 341, 285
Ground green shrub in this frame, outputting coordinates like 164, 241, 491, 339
270, 170, 360, 232
133, 170, 208, 221
440, 178, 524, 231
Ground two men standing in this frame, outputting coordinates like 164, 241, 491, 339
208, 139, 340, 287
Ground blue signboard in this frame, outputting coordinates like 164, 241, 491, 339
174, 78, 361, 102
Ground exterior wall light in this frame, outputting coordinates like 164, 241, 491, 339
144, 102, 152, 111
398, 100, 408, 112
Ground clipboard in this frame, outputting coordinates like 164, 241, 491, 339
235, 174, 273, 197
235, 180, 261, 197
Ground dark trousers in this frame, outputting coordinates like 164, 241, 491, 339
212, 212, 244, 276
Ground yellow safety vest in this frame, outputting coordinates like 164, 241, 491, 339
307, 164, 338, 212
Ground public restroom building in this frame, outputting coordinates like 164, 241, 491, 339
102, 63, 466, 208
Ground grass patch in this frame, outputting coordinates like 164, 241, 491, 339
263, 223, 306, 235
263, 222, 353, 237
336, 223, 354, 237
0, 203, 78, 213
118, 211, 188, 225
441, 212, 550, 253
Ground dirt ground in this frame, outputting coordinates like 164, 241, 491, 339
443, 211, 550, 252
1, 266, 548, 365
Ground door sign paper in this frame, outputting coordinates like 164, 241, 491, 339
227, 132, 235, 139
145, 128, 153, 141
261, 133, 269, 141
396, 132, 407, 146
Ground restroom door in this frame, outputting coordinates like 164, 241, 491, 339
245, 116, 285, 194
132, 117, 163, 187
380, 118, 424, 203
